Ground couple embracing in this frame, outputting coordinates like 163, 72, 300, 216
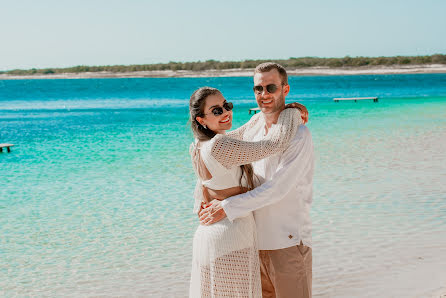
188, 63, 314, 298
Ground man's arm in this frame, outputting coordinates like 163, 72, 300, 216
199, 125, 314, 225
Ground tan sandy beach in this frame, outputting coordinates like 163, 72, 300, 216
431, 287, 446, 298
1, 64, 446, 80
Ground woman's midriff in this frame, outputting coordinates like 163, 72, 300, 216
203, 186, 249, 204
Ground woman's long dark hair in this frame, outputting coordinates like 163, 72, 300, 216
189, 87, 255, 190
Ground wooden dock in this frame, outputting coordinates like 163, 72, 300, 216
249, 107, 261, 114
0, 143, 14, 153
334, 97, 378, 103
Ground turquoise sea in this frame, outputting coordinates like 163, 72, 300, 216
1, 74, 446, 297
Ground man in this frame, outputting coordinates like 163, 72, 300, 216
199, 62, 314, 298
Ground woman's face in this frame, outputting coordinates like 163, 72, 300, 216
196, 93, 232, 134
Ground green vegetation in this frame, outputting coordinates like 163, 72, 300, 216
1, 54, 445, 75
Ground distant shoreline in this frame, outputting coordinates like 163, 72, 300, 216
1, 64, 446, 80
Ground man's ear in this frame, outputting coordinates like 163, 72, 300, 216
283, 84, 290, 97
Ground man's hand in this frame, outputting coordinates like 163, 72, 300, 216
198, 199, 227, 225
285, 102, 309, 124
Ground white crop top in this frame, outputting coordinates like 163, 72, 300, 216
197, 138, 246, 190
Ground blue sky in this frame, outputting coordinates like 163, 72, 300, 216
1, 0, 445, 71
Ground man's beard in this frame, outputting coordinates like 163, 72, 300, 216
260, 93, 285, 114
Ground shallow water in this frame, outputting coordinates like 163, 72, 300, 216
1, 74, 446, 297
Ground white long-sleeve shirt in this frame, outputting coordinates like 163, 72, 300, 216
221, 119, 314, 250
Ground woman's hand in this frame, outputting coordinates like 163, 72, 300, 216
199, 199, 227, 225
285, 102, 308, 124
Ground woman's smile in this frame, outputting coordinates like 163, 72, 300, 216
219, 116, 230, 124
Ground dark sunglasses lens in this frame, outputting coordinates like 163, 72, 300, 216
253, 86, 263, 93
224, 102, 233, 111
211, 107, 224, 116
253, 85, 278, 94
266, 84, 278, 93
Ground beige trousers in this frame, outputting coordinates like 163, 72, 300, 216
259, 242, 312, 298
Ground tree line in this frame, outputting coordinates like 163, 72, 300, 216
2, 54, 445, 75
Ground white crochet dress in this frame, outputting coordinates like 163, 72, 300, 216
189, 109, 302, 298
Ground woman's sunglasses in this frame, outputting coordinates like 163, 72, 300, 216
253, 84, 282, 94
204, 102, 233, 116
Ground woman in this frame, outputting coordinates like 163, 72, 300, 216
188, 87, 304, 297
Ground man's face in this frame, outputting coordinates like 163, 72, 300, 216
253, 69, 289, 115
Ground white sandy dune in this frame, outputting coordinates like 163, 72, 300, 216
1, 64, 445, 80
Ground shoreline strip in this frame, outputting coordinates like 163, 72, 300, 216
1, 64, 446, 80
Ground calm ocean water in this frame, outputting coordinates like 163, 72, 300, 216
1, 74, 446, 297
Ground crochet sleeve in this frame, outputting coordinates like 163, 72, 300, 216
211, 109, 302, 169
226, 113, 262, 140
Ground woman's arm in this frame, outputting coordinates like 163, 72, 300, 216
192, 179, 204, 214
211, 109, 303, 169
227, 102, 308, 141
285, 102, 309, 124
226, 112, 261, 140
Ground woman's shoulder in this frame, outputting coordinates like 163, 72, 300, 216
191, 134, 238, 159
189, 138, 216, 158
200, 136, 221, 154
189, 140, 199, 156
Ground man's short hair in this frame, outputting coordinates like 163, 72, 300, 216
254, 62, 288, 85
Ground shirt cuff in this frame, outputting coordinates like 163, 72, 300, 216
221, 195, 252, 222
221, 198, 236, 222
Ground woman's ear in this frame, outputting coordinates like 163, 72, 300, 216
195, 116, 205, 126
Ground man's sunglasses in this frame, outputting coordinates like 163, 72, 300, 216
204, 102, 233, 116
253, 84, 282, 94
